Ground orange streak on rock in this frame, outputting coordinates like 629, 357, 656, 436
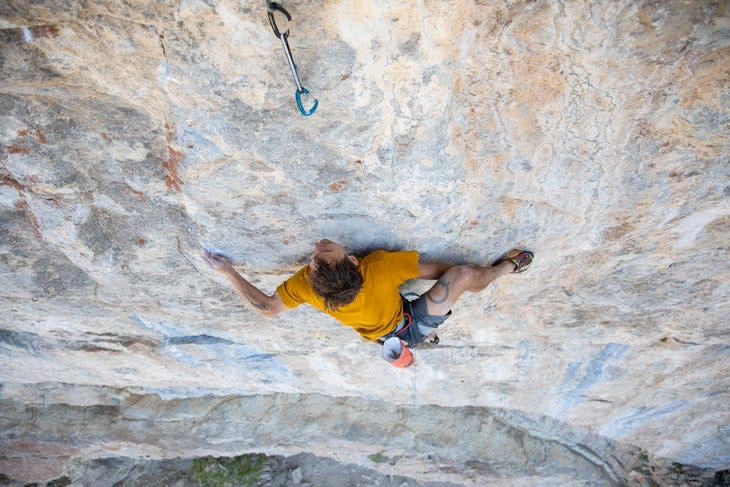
125, 185, 146, 202
15, 199, 42, 240
5, 145, 31, 154
0, 174, 26, 191
163, 147, 184, 192
163, 123, 184, 192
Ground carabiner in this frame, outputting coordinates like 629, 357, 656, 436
266, 1, 291, 39
296, 88, 318, 116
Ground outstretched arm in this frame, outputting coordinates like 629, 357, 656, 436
418, 261, 454, 280
203, 250, 288, 317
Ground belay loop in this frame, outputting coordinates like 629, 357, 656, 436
266, 1, 318, 116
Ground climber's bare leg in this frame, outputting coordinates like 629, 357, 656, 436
424, 260, 515, 316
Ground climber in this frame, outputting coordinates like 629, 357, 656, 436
202, 240, 533, 368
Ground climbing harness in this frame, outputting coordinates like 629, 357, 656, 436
380, 296, 440, 368
266, 1, 318, 116
378, 297, 439, 345
401, 293, 439, 345
396, 309, 415, 338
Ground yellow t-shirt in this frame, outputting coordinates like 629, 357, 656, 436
276, 250, 420, 341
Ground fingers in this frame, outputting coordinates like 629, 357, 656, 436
202, 249, 230, 269
202, 249, 216, 263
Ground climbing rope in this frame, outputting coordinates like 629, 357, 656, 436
266, 1, 318, 116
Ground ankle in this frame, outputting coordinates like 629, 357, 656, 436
495, 260, 515, 275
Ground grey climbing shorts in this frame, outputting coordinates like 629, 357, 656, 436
396, 294, 451, 348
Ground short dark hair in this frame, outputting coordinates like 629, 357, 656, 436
309, 256, 363, 311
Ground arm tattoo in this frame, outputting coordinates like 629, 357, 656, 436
426, 277, 450, 304
252, 302, 268, 310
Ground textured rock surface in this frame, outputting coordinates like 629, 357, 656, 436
0, 0, 728, 485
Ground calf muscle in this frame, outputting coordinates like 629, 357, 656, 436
426, 277, 450, 304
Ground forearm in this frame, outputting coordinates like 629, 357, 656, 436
224, 269, 276, 314
203, 249, 287, 316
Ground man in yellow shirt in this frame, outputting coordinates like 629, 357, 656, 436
203, 239, 532, 367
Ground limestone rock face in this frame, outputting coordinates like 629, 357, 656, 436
1, 0, 728, 485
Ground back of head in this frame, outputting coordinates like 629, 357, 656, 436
309, 256, 363, 311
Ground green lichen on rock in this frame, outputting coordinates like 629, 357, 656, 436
637, 448, 650, 463
367, 452, 398, 465
46, 477, 71, 487
190, 454, 267, 487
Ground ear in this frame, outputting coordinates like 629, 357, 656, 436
348, 255, 359, 266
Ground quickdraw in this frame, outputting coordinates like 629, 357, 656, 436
266, 1, 318, 116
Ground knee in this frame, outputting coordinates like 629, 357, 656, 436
447, 265, 480, 284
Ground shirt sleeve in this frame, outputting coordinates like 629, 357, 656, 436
382, 250, 420, 283
275, 266, 310, 309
